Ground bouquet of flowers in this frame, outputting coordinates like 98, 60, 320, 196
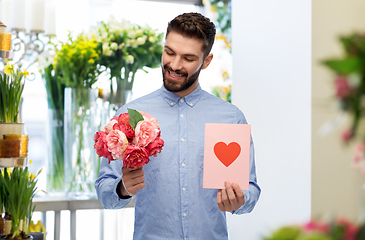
87, 16, 164, 109
321, 32, 365, 172
93, 108, 164, 169
264, 218, 361, 240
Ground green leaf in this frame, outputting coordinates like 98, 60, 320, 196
128, 108, 144, 130
322, 57, 361, 75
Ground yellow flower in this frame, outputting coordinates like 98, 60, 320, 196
4, 64, 13, 75
88, 59, 95, 64
222, 71, 229, 81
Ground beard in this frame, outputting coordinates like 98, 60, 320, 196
162, 64, 203, 93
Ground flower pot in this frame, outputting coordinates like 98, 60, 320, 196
0, 123, 24, 137
64, 87, 99, 198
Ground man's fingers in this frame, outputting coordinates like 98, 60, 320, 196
232, 182, 245, 206
121, 167, 146, 196
225, 182, 239, 210
217, 190, 226, 212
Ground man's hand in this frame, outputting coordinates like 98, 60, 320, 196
119, 167, 145, 197
217, 181, 245, 212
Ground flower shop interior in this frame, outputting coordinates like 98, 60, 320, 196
1, 0, 365, 239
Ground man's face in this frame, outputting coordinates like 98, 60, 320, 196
162, 31, 213, 97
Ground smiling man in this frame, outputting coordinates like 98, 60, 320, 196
95, 12, 261, 240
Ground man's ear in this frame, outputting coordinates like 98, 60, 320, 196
202, 53, 213, 69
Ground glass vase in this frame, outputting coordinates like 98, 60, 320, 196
108, 71, 134, 119
46, 108, 65, 195
64, 87, 99, 198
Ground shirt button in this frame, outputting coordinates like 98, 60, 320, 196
180, 114, 184, 118
182, 163, 185, 167
170, 102, 174, 106
183, 213, 187, 217
180, 99, 184, 102
183, 188, 186, 191
181, 138, 185, 142
190, 103, 193, 106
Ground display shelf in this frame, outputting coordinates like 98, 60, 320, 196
0, 157, 28, 168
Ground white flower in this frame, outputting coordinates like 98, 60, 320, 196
110, 42, 118, 50
135, 29, 143, 37
149, 36, 156, 43
126, 55, 134, 64
104, 49, 113, 56
136, 36, 147, 45
127, 31, 136, 39
130, 40, 139, 48
102, 42, 109, 51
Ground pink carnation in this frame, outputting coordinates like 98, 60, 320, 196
146, 137, 164, 157
94, 131, 113, 163
141, 112, 160, 130
123, 145, 150, 169
303, 220, 330, 233
101, 119, 118, 133
106, 130, 129, 160
133, 120, 158, 147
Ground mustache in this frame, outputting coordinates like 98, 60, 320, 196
163, 65, 187, 76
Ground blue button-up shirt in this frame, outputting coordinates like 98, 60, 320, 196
95, 85, 261, 240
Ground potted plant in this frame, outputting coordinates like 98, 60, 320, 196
0, 63, 28, 137
0, 166, 41, 239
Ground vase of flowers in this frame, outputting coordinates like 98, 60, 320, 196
0, 166, 41, 239
38, 47, 67, 194
55, 32, 101, 197
88, 16, 164, 117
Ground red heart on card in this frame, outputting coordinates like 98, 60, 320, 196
214, 142, 241, 167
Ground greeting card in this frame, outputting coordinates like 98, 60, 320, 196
203, 123, 251, 190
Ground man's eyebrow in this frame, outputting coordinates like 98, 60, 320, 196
164, 45, 199, 59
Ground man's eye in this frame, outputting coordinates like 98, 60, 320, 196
185, 58, 194, 62
165, 51, 174, 55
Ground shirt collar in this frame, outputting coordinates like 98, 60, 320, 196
161, 84, 202, 108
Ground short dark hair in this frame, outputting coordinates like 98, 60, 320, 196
166, 12, 216, 58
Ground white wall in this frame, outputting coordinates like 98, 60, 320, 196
229, 1, 311, 239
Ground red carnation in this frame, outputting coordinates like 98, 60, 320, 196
123, 145, 150, 169
94, 131, 113, 163
146, 137, 164, 157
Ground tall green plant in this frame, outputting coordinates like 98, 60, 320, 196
40, 62, 66, 192
0, 64, 28, 123
0, 167, 40, 239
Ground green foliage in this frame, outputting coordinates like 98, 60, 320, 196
128, 108, 144, 130
0, 64, 27, 123
0, 167, 39, 239
209, 0, 231, 36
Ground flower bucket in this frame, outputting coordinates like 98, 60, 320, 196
64, 87, 99, 198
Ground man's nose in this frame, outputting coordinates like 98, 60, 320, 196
170, 57, 182, 70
